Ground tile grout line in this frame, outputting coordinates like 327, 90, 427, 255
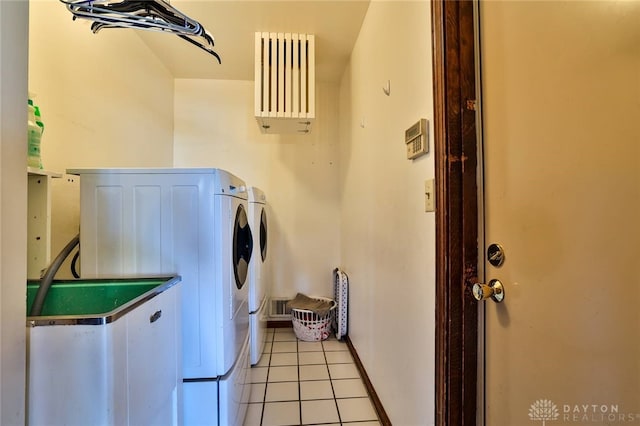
323, 339, 344, 425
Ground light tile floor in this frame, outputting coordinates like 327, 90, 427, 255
244, 328, 382, 426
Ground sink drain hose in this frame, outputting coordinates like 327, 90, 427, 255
29, 234, 80, 316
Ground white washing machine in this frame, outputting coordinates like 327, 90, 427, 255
247, 187, 269, 365
69, 168, 252, 426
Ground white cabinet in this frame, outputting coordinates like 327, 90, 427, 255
27, 280, 182, 426
27, 168, 61, 278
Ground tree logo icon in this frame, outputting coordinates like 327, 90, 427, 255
529, 399, 559, 425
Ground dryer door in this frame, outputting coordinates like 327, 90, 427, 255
259, 207, 268, 262
233, 204, 253, 289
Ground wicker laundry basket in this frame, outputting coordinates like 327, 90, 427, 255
291, 296, 336, 342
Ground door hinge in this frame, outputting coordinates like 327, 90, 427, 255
465, 99, 477, 111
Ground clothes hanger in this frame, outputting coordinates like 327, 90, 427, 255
86, 0, 202, 34
177, 32, 221, 64
62, 0, 201, 35
59, 0, 221, 63
89, 19, 221, 64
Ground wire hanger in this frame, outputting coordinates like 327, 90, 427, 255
59, 0, 221, 63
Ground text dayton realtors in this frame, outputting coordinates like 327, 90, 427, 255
562, 404, 639, 423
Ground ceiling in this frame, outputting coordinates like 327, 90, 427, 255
135, 1, 371, 82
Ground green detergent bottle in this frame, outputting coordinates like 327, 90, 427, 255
27, 98, 43, 169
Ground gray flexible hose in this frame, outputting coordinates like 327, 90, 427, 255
29, 234, 80, 316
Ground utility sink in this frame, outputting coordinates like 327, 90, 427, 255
26, 276, 182, 426
27, 276, 177, 324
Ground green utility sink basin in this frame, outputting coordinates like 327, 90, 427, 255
27, 276, 181, 326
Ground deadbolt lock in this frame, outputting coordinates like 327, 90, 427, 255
487, 243, 505, 267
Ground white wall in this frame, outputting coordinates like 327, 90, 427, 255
338, 1, 435, 424
28, 1, 175, 270
173, 79, 341, 298
0, 2, 28, 423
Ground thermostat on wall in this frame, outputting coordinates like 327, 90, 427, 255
405, 119, 429, 160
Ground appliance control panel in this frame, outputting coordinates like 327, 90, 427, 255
405, 119, 429, 160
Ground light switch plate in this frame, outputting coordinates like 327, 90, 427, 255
425, 179, 435, 212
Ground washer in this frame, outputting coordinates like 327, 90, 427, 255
247, 187, 269, 365
69, 167, 253, 426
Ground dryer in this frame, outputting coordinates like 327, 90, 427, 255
70, 168, 253, 426
247, 187, 269, 365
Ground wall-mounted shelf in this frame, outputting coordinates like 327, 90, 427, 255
28, 168, 62, 279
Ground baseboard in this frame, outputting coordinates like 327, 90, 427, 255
345, 336, 392, 426
267, 322, 390, 424
266, 319, 292, 328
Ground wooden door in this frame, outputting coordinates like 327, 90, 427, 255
479, 1, 640, 424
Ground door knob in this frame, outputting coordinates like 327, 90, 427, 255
472, 279, 505, 303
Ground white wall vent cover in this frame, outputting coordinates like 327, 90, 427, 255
269, 297, 293, 318
255, 32, 315, 134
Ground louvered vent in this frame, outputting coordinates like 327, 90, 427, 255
269, 298, 293, 318
255, 32, 315, 134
